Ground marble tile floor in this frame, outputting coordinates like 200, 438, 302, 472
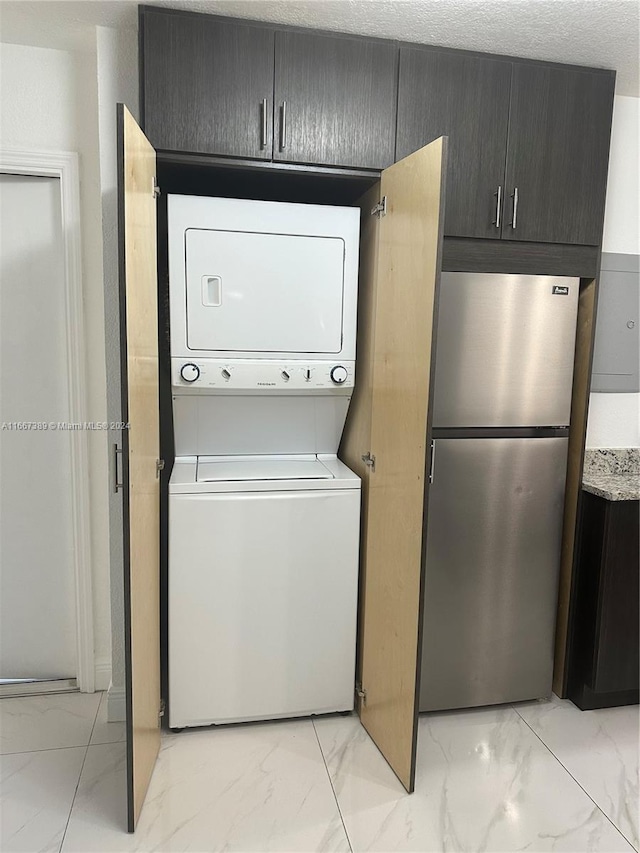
0, 690, 637, 852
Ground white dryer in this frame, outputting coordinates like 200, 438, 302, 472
167, 196, 361, 729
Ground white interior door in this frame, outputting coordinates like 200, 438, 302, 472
0, 173, 76, 681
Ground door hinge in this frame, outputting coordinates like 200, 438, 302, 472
158, 698, 166, 723
356, 683, 367, 706
152, 177, 160, 199
156, 458, 165, 478
361, 451, 376, 472
371, 196, 387, 218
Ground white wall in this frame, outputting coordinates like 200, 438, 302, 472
0, 42, 112, 687
586, 94, 640, 449
601, 96, 640, 256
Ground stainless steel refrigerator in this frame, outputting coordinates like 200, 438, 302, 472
419, 272, 579, 712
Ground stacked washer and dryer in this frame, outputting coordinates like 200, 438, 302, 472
167, 196, 361, 729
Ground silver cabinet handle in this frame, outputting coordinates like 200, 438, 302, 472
260, 98, 267, 149
428, 440, 436, 484
511, 187, 519, 229
113, 444, 123, 493
279, 101, 287, 150
493, 185, 502, 229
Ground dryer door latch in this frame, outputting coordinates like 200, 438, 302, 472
361, 452, 376, 472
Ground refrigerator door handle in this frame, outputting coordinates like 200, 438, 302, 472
428, 440, 436, 483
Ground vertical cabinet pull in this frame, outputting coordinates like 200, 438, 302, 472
279, 101, 287, 150
260, 98, 268, 149
428, 440, 436, 484
511, 187, 519, 229
113, 444, 123, 493
493, 185, 502, 229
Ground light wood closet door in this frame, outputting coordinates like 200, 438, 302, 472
341, 137, 447, 792
117, 104, 162, 832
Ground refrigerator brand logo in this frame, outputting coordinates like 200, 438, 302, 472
552, 285, 570, 296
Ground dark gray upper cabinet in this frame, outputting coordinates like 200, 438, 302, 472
141, 10, 275, 159
396, 48, 615, 246
396, 48, 511, 239
273, 31, 398, 169
503, 64, 615, 245
140, 7, 615, 247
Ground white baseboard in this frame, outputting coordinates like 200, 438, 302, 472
107, 684, 126, 722
94, 657, 112, 692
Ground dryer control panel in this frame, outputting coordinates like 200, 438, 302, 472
172, 358, 355, 392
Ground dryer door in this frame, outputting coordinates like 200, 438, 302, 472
185, 228, 345, 354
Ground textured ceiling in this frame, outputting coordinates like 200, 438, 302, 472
0, 0, 638, 95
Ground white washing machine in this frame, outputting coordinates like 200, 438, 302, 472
167, 196, 361, 729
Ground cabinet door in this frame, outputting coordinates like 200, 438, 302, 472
274, 31, 397, 169
141, 10, 275, 159
396, 47, 511, 239
117, 105, 162, 831
592, 500, 639, 694
503, 64, 615, 245
340, 138, 447, 791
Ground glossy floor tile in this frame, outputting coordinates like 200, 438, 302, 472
515, 694, 640, 850
62, 721, 350, 852
315, 706, 636, 852
1, 690, 637, 852
89, 692, 126, 746
0, 691, 101, 754
0, 746, 85, 852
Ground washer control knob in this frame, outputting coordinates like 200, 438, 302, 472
180, 363, 200, 383
330, 365, 348, 385
221, 368, 231, 380
281, 370, 290, 381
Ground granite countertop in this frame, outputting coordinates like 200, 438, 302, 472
582, 448, 640, 502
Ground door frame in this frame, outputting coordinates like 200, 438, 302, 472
0, 149, 94, 692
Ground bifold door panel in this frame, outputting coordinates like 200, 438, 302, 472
186, 228, 345, 353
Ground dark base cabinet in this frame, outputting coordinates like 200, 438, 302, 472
567, 492, 639, 710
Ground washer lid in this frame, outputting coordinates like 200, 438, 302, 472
196, 454, 334, 483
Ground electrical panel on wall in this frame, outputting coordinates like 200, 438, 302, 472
591, 253, 640, 393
